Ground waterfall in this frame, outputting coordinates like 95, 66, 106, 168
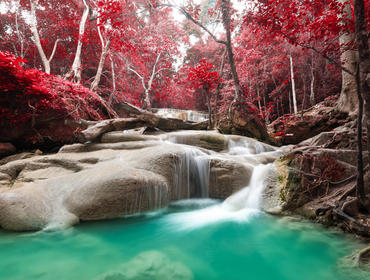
172, 148, 210, 200
222, 164, 272, 211
153, 108, 208, 122
166, 136, 277, 230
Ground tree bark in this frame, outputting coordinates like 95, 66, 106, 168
90, 16, 111, 92
289, 54, 298, 114
354, 0, 370, 209
108, 55, 116, 105
336, 0, 358, 113
128, 52, 162, 110
354, 0, 370, 166
65, 0, 89, 83
221, 0, 243, 103
310, 51, 315, 106
214, 48, 227, 125
29, 0, 60, 74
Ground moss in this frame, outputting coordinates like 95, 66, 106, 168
278, 175, 284, 183
199, 135, 225, 145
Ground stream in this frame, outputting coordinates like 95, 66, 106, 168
0, 201, 366, 280
0, 129, 368, 279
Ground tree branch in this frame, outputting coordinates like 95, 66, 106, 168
277, 30, 354, 76
156, 2, 227, 45
48, 38, 61, 63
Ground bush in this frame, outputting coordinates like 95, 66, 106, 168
0, 51, 110, 144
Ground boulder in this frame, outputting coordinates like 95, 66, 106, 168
272, 122, 370, 237
208, 158, 253, 199
269, 98, 351, 145
218, 108, 276, 145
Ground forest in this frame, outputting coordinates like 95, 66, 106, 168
0, 0, 369, 279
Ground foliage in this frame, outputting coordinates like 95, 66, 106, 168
0, 51, 108, 143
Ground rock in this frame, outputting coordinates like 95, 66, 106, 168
269, 99, 351, 145
98, 251, 194, 280
217, 104, 276, 145
260, 164, 283, 214
272, 121, 370, 237
0, 143, 16, 158
358, 246, 370, 267
163, 131, 227, 152
208, 158, 253, 199
101, 131, 159, 143
0, 130, 279, 231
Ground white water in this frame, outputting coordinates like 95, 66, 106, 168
154, 108, 208, 122
172, 148, 210, 200
166, 137, 277, 230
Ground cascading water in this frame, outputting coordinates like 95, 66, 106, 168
222, 163, 272, 211
172, 148, 210, 200
166, 137, 278, 229
153, 108, 208, 122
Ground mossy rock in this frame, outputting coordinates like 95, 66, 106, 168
199, 135, 226, 151
275, 154, 306, 210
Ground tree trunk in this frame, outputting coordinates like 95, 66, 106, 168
289, 54, 298, 114
90, 40, 110, 92
206, 94, 213, 128
91, 15, 111, 92
310, 51, 315, 106
108, 56, 116, 106
65, 0, 89, 83
221, 0, 243, 103
336, 0, 358, 113
214, 48, 227, 125
354, 0, 370, 209
143, 89, 151, 110
29, 0, 60, 74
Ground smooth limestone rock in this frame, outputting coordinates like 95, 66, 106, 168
209, 158, 253, 199
0, 131, 280, 231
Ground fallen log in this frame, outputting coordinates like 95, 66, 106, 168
76, 116, 208, 142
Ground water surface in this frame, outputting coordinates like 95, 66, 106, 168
0, 200, 367, 280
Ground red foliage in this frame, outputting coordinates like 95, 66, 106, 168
0, 51, 108, 144
187, 59, 220, 90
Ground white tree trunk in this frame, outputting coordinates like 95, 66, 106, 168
29, 1, 59, 74
127, 52, 162, 109
65, 0, 89, 83
310, 57, 315, 106
290, 54, 298, 114
90, 17, 111, 92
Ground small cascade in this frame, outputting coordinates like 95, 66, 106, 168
166, 134, 279, 229
172, 148, 210, 200
153, 108, 208, 122
222, 164, 272, 211
227, 138, 268, 155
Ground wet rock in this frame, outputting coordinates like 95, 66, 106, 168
98, 251, 194, 280
358, 246, 370, 267
209, 158, 253, 199
0, 130, 278, 231
163, 131, 227, 152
